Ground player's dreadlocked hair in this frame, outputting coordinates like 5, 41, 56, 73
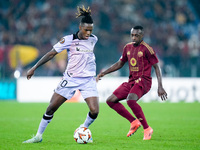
76, 5, 93, 24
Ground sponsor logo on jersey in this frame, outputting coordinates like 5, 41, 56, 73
130, 67, 139, 71
76, 47, 93, 52
76, 47, 80, 51
130, 58, 137, 66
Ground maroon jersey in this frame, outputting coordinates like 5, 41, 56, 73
120, 41, 158, 84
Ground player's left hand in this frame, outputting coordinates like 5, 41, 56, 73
27, 68, 35, 80
158, 87, 167, 101
96, 73, 105, 82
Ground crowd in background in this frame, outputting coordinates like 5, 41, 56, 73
0, 0, 199, 78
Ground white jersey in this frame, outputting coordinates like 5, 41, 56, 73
53, 32, 98, 77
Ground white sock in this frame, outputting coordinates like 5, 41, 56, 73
83, 113, 95, 128
36, 114, 53, 136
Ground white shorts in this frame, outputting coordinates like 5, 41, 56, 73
54, 75, 98, 100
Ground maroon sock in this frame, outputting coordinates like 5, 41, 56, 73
127, 100, 149, 129
107, 101, 135, 123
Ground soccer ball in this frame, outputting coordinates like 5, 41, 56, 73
73, 127, 92, 144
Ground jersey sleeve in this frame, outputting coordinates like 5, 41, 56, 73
92, 34, 98, 43
91, 34, 98, 47
145, 46, 159, 65
53, 35, 73, 53
120, 45, 128, 62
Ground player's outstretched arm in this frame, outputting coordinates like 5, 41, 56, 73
153, 63, 167, 101
96, 60, 125, 82
27, 48, 58, 80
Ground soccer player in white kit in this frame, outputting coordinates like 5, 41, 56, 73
23, 6, 98, 143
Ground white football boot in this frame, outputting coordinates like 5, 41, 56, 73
22, 134, 42, 143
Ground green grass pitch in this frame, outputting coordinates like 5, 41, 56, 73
0, 101, 199, 150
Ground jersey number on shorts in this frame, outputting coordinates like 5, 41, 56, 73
60, 80, 68, 87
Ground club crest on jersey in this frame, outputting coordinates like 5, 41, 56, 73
127, 51, 130, 55
59, 38, 65, 44
138, 51, 143, 57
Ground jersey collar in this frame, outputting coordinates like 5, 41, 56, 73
73, 31, 81, 40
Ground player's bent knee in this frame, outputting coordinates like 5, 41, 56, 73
106, 96, 113, 102
90, 107, 99, 115
106, 94, 118, 103
88, 103, 99, 116
106, 98, 111, 102
127, 93, 138, 101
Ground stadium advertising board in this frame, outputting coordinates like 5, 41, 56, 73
17, 77, 200, 103
0, 79, 16, 100
97, 77, 200, 103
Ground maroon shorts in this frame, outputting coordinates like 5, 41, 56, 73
113, 77, 152, 100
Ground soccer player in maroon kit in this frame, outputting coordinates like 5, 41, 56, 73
96, 25, 167, 140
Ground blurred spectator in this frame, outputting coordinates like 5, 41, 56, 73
0, 0, 199, 78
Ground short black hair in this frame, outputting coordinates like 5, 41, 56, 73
76, 5, 93, 24
134, 26, 143, 30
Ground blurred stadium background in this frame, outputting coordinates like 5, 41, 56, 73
0, 0, 200, 101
